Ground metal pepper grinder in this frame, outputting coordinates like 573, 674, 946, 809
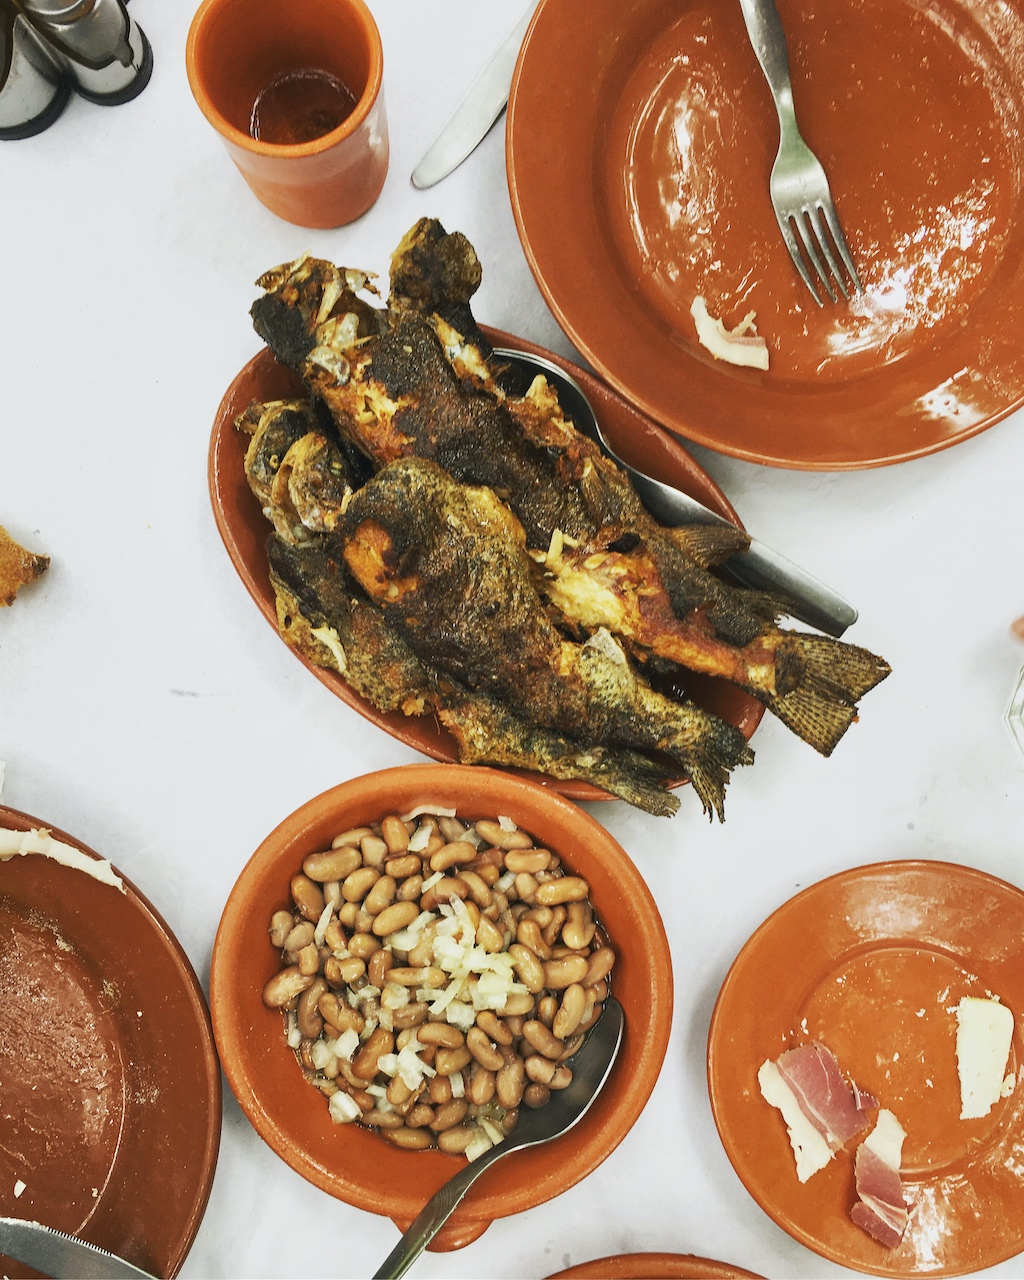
15, 0, 152, 104
0, 0, 70, 138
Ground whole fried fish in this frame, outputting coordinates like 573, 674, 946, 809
249, 220, 890, 758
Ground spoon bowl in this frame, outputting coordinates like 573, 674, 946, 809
492, 346, 857, 637
373, 997, 625, 1279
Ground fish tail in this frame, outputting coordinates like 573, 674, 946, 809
765, 633, 891, 756
657, 713, 755, 822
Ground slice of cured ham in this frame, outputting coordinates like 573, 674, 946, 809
757, 1041, 877, 1182
775, 1041, 879, 1145
850, 1109, 910, 1249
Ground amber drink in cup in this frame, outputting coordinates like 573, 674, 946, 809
185, 0, 388, 228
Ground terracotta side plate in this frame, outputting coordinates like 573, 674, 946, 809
207, 331, 763, 802
507, 0, 1024, 469
0, 805, 221, 1278
707, 860, 1024, 1276
547, 1252, 764, 1278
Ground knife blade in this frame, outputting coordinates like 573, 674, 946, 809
0, 1218, 157, 1279
411, 4, 535, 189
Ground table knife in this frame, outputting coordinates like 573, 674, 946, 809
0, 1218, 157, 1279
411, 4, 534, 188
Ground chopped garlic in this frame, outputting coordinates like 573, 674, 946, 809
335, 1028, 360, 1061
450, 1070, 465, 1098
329, 1092, 362, 1124
313, 901, 334, 946
465, 1132, 494, 1162
400, 804, 457, 823
497, 816, 517, 832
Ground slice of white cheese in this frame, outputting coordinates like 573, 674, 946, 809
0, 826, 124, 891
863, 1108, 907, 1170
757, 1059, 834, 1182
956, 996, 1015, 1119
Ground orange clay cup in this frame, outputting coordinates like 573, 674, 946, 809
185, 0, 388, 228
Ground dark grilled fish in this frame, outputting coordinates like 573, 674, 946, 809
249, 220, 890, 757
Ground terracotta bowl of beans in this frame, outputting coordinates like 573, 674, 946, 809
210, 763, 672, 1251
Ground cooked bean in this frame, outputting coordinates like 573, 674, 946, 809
342, 866, 379, 903
549, 1066, 573, 1090
385, 1125, 434, 1149
294, 977, 326, 1039
544, 955, 590, 990
396, 873, 424, 902
283, 921, 315, 953
381, 814, 410, 853
466, 1026, 504, 1071
562, 902, 595, 951
475, 916, 505, 953
385, 854, 420, 880
324, 919, 348, 953
430, 1099, 469, 1131
362, 1108, 404, 1130
541, 907, 568, 948
522, 1019, 563, 1059
303, 847, 362, 882
466, 1065, 496, 1106
296, 943, 321, 977
434, 1046, 473, 1076
351, 1027, 394, 1080
429, 840, 477, 872
584, 946, 616, 987
360, 835, 389, 868
333, 956, 366, 985
537, 994, 558, 1027
391, 1002, 429, 1030
388, 966, 447, 988
332, 827, 373, 849
523, 1083, 550, 1108
318, 992, 365, 1035
496, 1059, 526, 1108
437, 1125, 477, 1154
514, 872, 539, 903
367, 948, 394, 989
372, 901, 420, 937
268, 910, 293, 948
516, 919, 550, 961
476, 1010, 514, 1046
429, 1074, 453, 1105
405, 1103, 436, 1129
363, 874, 397, 916
291, 874, 326, 922
525, 1054, 556, 1085
458, 869, 493, 908
262, 967, 313, 1008
535, 875, 589, 906
416, 1023, 465, 1048
509, 943, 546, 993
502, 992, 536, 1017
474, 820, 534, 850
347, 932, 380, 960
504, 848, 552, 875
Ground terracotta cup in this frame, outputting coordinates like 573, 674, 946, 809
185, 0, 388, 228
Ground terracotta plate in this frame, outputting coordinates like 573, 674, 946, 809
707, 860, 1024, 1276
507, 0, 1024, 469
0, 806, 221, 1278
547, 1252, 763, 1278
207, 332, 763, 801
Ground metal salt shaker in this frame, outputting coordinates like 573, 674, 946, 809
0, 0, 70, 138
15, 0, 152, 103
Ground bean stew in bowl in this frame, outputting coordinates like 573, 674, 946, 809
210, 764, 672, 1251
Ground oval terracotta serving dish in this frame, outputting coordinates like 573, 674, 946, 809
508, 0, 1024, 469
207, 329, 763, 803
0, 805, 221, 1279
210, 763, 673, 1251
708, 859, 1024, 1276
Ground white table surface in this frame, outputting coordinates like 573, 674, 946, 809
3, 2, 1024, 1277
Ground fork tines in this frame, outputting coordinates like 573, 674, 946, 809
781, 202, 863, 306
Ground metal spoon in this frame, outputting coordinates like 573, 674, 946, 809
493, 347, 857, 638
372, 997, 624, 1280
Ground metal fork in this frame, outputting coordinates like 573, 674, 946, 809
738, 0, 862, 305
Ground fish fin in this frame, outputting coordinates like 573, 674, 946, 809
667, 522, 750, 569
656, 714, 755, 821
764, 633, 891, 755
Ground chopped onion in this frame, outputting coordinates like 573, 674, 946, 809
329, 1092, 361, 1124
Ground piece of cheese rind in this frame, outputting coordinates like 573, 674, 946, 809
757, 1059, 834, 1182
956, 997, 1015, 1119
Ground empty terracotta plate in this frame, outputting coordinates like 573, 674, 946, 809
547, 1252, 763, 1278
0, 805, 221, 1278
508, 0, 1024, 469
707, 860, 1024, 1276
206, 332, 763, 802
210, 763, 673, 1251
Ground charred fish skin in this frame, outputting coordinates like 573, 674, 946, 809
338, 455, 753, 818
267, 533, 682, 816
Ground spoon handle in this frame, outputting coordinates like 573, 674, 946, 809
371, 1149, 504, 1280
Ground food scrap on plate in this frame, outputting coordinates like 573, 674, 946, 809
235, 218, 890, 818
0, 525, 48, 606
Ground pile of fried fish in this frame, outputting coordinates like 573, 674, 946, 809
237, 219, 890, 819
